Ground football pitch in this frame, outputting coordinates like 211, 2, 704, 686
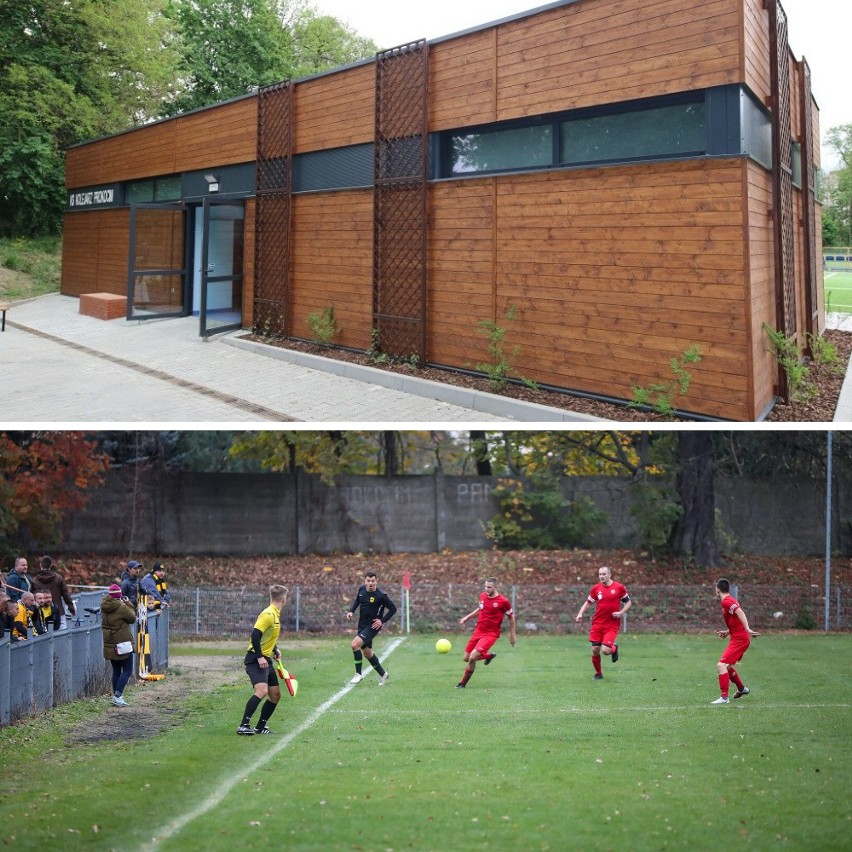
1, 634, 849, 851
825, 269, 852, 313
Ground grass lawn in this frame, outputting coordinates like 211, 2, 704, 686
0, 235, 62, 299
825, 269, 852, 314
0, 634, 849, 851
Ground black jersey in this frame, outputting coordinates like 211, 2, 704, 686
348, 585, 397, 631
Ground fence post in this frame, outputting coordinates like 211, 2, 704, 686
195, 587, 200, 636
295, 585, 300, 633
837, 586, 841, 629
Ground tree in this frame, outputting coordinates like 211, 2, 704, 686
163, 0, 377, 116
0, 432, 110, 554
823, 124, 852, 247
289, 11, 377, 78
668, 431, 717, 566
0, 0, 180, 235
164, 0, 294, 114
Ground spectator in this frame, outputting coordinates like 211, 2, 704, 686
35, 591, 54, 631
5, 598, 28, 641
101, 584, 136, 707
0, 591, 10, 639
31, 555, 76, 630
25, 591, 48, 636
141, 563, 170, 611
6, 557, 32, 602
120, 561, 142, 610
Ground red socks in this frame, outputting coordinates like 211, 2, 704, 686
592, 655, 602, 676
728, 667, 744, 691
718, 672, 730, 698
460, 667, 473, 686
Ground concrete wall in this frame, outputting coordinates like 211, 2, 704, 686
57, 471, 850, 557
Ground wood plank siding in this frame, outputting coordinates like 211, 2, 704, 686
293, 64, 375, 152
60, 209, 130, 298
67, 97, 256, 187
430, 160, 751, 420
61, 0, 821, 420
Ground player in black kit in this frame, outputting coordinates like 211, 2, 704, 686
346, 571, 397, 685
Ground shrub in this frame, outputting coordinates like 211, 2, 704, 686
483, 477, 607, 549
630, 345, 702, 417
306, 305, 340, 346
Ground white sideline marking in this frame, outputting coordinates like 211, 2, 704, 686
324, 702, 850, 714
142, 636, 406, 850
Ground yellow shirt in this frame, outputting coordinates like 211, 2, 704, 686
246, 603, 281, 657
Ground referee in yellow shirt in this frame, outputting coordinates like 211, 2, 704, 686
238, 584, 289, 735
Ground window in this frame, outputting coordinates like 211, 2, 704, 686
560, 101, 705, 165
155, 175, 182, 201
127, 180, 154, 203
448, 124, 552, 175
127, 175, 182, 204
791, 142, 802, 188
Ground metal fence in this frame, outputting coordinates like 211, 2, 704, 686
169, 584, 848, 638
0, 590, 169, 726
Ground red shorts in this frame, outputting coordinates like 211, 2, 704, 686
589, 621, 620, 649
720, 636, 750, 666
465, 632, 499, 656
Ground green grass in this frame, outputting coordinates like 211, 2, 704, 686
0, 235, 62, 299
1, 634, 850, 851
825, 269, 852, 314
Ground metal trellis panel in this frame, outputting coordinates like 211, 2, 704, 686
254, 80, 293, 337
798, 58, 819, 338
767, 0, 797, 398
373, 41, 429, 359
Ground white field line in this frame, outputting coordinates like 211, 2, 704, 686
142, 636, 406, 851
323, 702, 850, 714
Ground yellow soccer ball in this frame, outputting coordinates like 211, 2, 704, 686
435, 638, 452, 654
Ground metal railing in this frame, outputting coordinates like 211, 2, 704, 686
0, 590, 168, 726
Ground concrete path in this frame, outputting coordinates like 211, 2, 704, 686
0, 293, 603, 424
827, 312, 852, 423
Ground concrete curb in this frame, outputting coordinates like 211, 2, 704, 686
222, 335, 607, 422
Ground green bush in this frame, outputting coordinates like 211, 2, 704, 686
629, 481, 682, 555
794, 608, 816, 630
630, 345, 702, 416
306, 305, 340, 346
484, 477, 606, 549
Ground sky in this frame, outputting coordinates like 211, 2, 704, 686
310, 0, 847, 170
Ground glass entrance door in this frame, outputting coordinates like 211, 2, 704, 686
127, 203, 188, 319
198, 198, 244, 337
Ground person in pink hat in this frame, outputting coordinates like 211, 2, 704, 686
101, 584, 136, 706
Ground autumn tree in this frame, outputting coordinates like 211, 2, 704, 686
0, 432, 110, 555
228, 431, 466, 479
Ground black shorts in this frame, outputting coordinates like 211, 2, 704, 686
244, 653, 280, 687
356, 625, 382, 647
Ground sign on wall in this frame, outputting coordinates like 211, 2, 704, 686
66, 184, 122, 210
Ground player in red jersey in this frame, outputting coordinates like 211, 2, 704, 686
455, 578, 516, 688
712, 578, 759, 704
575, 566, 631, 679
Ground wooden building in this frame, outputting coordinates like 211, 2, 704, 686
62, 0, 822, 421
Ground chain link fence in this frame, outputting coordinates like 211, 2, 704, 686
169, 584, 848, 638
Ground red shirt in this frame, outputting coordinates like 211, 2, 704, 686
587, 581, 630, 627
473, 593, 513, 635
720, 594, 748, 638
